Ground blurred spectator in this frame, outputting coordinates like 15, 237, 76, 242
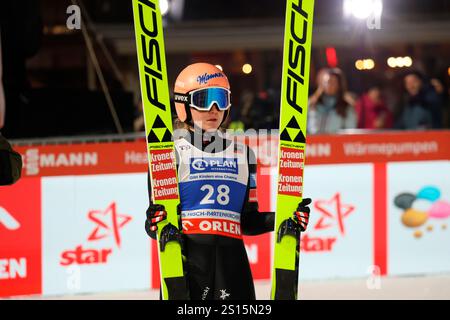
0, 0, 43, 138
227, 99, 245, 132
395, 71, 444, 130
245, 89, 279, 130
355, 84, 393, 130
430, 77, 449, 128
133, 100, 145, 132
307, 68, 357, 134
309, 68, 357, 110
0, 132, 22, 185
230, 89, 254, 131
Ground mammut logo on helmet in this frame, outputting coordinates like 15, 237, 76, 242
197, 73, 224, 85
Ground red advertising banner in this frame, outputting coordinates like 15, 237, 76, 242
149, 149, 179, 201
306, 130, 450, 165
13, 131, 450, 178
278, 147, 304, 197
242, 130, 450, 166
0, 178, 42, 297
3, 130, 449, 297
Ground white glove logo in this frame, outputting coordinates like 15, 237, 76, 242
0, 207, 20, 230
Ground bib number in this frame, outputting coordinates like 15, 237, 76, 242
200, 184, 230, 205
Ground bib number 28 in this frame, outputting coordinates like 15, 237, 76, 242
200, 184, 230, 205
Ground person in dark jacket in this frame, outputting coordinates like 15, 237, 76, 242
0, 133, 22, 185
395, 71, 444, 130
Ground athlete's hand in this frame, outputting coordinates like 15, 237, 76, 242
145, 203, 167, 234
293, 198, 312, 232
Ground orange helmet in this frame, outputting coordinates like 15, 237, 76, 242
173, 62, 231, 125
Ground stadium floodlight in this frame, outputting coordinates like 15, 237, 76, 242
242, 64, 253, 74
403, 56, 413, 67
160, 0, 170, 16
355, 59, 375, 71
343, 0, 383, 20
387, 56, 414, 68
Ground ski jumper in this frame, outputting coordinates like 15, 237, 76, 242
148, 129, 274, 300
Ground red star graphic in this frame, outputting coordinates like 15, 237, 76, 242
314, 193, 355, 236
87, 202, 132, 248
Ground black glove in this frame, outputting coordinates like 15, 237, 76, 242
293, 198, 312, 232
145, 203, 167, 238
145, 203, 183, 238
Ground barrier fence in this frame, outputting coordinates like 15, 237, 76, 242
1, 130, 449, 297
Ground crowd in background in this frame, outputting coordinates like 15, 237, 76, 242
227, 68, 449, 134
1, 1, 449, 139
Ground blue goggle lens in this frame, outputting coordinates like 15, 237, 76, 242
191, 87, 230, 111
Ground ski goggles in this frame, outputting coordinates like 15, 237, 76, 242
174, 87, 231, 111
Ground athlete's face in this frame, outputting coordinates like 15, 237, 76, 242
190, 104, 224, 132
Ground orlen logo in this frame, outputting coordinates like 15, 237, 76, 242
60, 202, 132, 266
301, 193, 355, 252
190, 158, 238, 174
24, 148, 98, 175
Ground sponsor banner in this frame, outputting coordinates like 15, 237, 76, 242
309, 130, 450, 165
0, 178, 42, 297
241, 130, 450, 168
13, 131, 449, 177
182, 209, 240, 223
181, 218, 242, 239
149, 148, 179, 201
243, 234, 271, 280
387, 161, 450, 276
277, 147, 304, 197
2, 160, 449, 297
4, 131, 449, 297
15, 141, 147, 178
190, 157, 239, 175
42, 173, 150, 295
299, 164, 374, 280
